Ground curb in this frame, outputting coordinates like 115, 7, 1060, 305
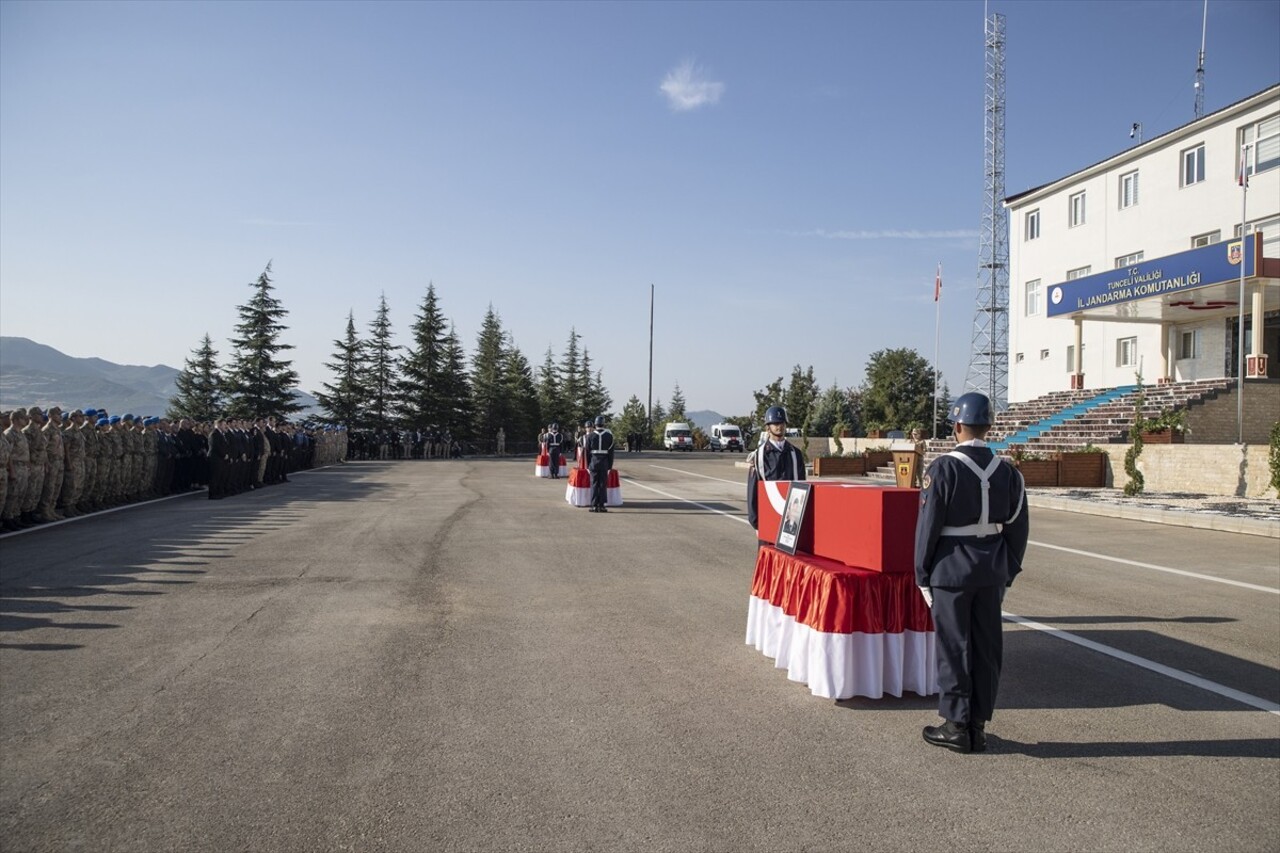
1026, 493, 1280, 539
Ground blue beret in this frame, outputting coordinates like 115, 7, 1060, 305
97, 417, 109, 426
84, 408, 97, 417
109, 416, 121, 424
62, 413, 70, 421
122, 414, 134, 422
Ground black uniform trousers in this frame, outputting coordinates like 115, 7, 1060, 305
931, 585, 1003, 725
589, 460, 609, 508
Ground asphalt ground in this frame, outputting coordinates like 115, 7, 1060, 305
2, 453, 1277, 853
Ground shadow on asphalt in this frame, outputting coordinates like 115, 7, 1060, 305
990, 737, 1280, 759
0, 466, 385, 652
1016, 614, 1237, 625
622, 500, 743, 514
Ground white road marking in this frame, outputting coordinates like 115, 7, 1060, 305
620, 477, 751, 525
1030, 540, 1280, 595
1004, 611, 1280, 715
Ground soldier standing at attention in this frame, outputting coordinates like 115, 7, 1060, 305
3, 410, 31, 530
915, 392, 1029, 755
38, 406, 65, 521
583, 415, 614, 513
0, 412, 11, 530
745, 405, 806, 535
545, 422, 563, 479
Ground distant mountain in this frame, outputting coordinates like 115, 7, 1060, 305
0, 336, 319, 418
685, 410, 725, 431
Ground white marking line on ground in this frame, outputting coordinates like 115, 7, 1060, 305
1030, 540, 1279, 595
620, 477, 751, 525
1004, 612, 1280, 716
647, 464, 745, 487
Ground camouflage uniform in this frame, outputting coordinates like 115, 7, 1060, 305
22, 413, 47, 520
142, 423, 158, 498
62, 414, 86, 516
38, 409, 65, 520
80, 418, 99, 512
0, 420, 11, 525
3, 415, 30, 527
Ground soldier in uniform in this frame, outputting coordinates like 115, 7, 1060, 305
583, 415, 614, 513
23, 407, 49, 524
62, 410, 87, 515
79, 411, 100, 513
3, 410, 31, 530
915, 392, 1029, 754
746, 405, 806, 535
38, 406, 65, 521
0, 412, 11, 530
545, 422, 564, 479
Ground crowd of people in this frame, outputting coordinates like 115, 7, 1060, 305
343, 428, 463, 461
0, 406, 348, 531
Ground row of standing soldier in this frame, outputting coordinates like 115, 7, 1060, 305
0, 407, 348, 531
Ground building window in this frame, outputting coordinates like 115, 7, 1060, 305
1066, 265, 1092, 280
1179, 330, 1201, 360
1117, 336, 1138, 368
1191, 230, 1220, 248
1066, 345, 1076, 373
1115, 251, 1144, 268
1040, 349, 1050, 360
1235, 215, 1280, 259
1024, 279, 1042, 316
1120, 170, 1139, 208
1241, 113, 1279, 180
1069, 191, 1086, 227
1181, 144, 1205, 186
1025, 209, 1040, 241
1016, 352, 1025, 364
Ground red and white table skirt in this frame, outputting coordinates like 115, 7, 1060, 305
746, 545, 937, 700
535, 453, 569, 478
565, 468, 623, 507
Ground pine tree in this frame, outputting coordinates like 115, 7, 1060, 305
363, 293, 399, 431
438, 324, 473, 439
399, 283, 449, 428
536, 346, 565, 430
167, 333, 224, 421
314, 311, 367, 428
224, 262, 301, 419
559, 329, 584, 426
579, 349, 612, 422
470, 306, 510, 441
615, 396, 648, 443
649, 398, 667, 446
668, 382, 688, 420
501, 333, 541, 443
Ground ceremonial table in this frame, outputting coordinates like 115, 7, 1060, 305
746, 480, 938, 700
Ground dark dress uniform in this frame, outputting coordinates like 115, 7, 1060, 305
546, 429, 563, 479
584, 427, 615, 511
745, 439, 806, 531
914, 442, 1029, 730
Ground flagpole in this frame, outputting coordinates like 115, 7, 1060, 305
932, 263, 942, 439
1236, 144, 1249, 444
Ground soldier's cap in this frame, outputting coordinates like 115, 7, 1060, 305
84, 408, 97, 416
122, 414, 135, 422
72, 409, 84, 416
109, 415, 121, 424
96, 417, 109, 426
48, 405, 62, 414
27, 406, 43, 416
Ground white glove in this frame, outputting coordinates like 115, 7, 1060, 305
918, 586, 933, 608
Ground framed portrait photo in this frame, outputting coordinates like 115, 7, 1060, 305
774, 481, 811, 555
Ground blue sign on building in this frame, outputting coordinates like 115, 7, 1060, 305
1046, 234, 1260, 317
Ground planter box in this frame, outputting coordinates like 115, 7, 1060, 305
1015, 458, 1060, 487
863, 450, 894, 470
866, 430, 887, 439
813, 456, 867, 477
1140, 430, 1185, 444
1057, 452, 1107, 487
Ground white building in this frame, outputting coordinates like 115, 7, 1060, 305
1005, 83, 1279, 403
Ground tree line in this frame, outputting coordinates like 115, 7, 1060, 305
168, 263, 951, 451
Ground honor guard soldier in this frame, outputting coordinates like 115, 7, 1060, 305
546, 422, 564, 479
915, 392, 1028, 754
584, 415, 614, 512
746, 405, 806, 535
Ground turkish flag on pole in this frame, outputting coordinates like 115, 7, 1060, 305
934, 263, 942, 302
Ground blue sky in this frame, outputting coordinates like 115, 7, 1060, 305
2, 0, 1277, 417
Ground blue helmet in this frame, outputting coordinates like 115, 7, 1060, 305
594, 415, 606, 427
764, 405, 787, 425
949, 392, 993, 426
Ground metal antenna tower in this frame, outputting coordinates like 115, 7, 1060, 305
965, 11, 1009, 408
1194, 0, 1207, 118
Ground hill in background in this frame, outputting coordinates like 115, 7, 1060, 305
0, 336, 318, 417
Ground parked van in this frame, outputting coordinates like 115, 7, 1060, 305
663, 422, 694, 451
708, 423, 743, 453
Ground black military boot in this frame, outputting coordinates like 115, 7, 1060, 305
922, 720, 971, 753
969, 722, 987, 753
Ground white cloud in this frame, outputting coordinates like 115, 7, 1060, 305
660, 60, 724, 112
793, 228, 980, 240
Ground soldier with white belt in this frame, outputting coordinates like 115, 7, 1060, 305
914, 392, 1029, 754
